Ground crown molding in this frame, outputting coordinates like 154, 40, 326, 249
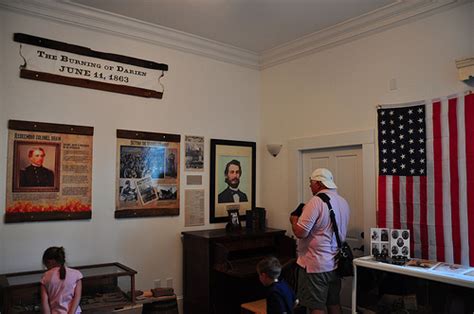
260, 0, 471, 69
0, 0, 470, 70
0, 0, 260, 69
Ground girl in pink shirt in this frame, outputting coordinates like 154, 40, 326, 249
40, 247, 83, 314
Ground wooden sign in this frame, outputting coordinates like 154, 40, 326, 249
14, 33, 169, 99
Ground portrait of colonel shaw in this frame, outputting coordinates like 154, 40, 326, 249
19, 147, 55, 187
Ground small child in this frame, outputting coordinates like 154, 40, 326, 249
257, 256, 297, 314
40, 247, 83, 314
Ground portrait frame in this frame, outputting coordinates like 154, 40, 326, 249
226, 208, 242, 232
210, 139, 256, 223
12, 141, 61, 193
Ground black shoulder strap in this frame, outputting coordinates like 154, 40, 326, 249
316, 193, 342, 248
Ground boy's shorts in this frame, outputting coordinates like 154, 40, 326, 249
297, 267, 341, 310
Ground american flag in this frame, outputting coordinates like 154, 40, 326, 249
377, 92, 474, 266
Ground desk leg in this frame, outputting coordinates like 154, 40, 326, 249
351, 264, 357, 314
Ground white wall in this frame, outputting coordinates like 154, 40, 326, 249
260, 3, 473, 231
0, 8, 260, 302
1, 0, 473, 308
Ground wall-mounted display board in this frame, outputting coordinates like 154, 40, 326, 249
13, 33, 168, 99
5, 120, 93, 223
115, 129, 180, 218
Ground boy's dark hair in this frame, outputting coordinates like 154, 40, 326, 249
42, 246, 67, 280
257, 256, 281, 280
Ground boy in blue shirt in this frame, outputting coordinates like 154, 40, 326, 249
257, 256, 297, 314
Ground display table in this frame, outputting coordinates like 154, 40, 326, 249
352, 256, 474, 313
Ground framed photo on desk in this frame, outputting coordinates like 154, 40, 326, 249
210, 139, 256, 223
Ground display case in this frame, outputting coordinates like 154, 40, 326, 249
0, 262, 138, 314
353, 256, 474, 313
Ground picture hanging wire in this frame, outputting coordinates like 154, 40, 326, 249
19, 44, 27, 69
158, 70, 165, 93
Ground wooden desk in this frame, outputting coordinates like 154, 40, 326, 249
241, 299, 266, 314
182, 228, 295, 314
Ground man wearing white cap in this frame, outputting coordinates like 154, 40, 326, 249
290, 168, 350, 314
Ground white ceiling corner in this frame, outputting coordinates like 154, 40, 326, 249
261, 0, 471, 68
0, 0, 470, 70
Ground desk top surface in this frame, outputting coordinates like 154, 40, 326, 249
182, 227, 286, 239
354, 256, 474, 289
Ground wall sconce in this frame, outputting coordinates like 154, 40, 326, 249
456, 57, 474, 82
266, 144, 282, 157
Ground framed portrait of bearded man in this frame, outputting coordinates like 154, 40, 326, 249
210, 139, 256, 223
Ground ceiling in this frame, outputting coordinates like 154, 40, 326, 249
69, 0, 396, 53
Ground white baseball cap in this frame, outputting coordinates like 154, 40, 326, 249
310, 168, 337, 189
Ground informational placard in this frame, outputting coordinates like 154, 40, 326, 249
184, 189, 204, 227
14, 33, 168, 99
115, 129, 180, 218
5, 120, 93, 223
186, 175, 202, 185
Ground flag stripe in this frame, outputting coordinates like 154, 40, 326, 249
465, 93, 474, 265
393, 176, 401, 229
420, 175, 428, 259
400, 176, 407, 229
448, 97, 461, 264
425, 102, 436, 260
432, 101, 445, 261
441, 99, 453, 263
378, 175, 386, 227
413, 176, 421, 258
458, 95, 469, 265
406, 176, 414, 255
386, 177, 394, 229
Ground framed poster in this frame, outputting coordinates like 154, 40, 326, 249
5, 120, 93, 223
184, 135, 204, 171
115, 129, 180, 218
210, 139, 256, 223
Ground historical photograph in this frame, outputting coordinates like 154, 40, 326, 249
120, 146, 165, 179
157, 184, 177, 200
185, 135, 204, 171
165, 148, 178, 178
136, 176, 158, 204
119, 179, 138, 203
14, 142, 59, 190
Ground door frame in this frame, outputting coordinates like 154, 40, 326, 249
288, 129, 376, 255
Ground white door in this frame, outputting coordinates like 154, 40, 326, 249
302, 145, 364, 313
